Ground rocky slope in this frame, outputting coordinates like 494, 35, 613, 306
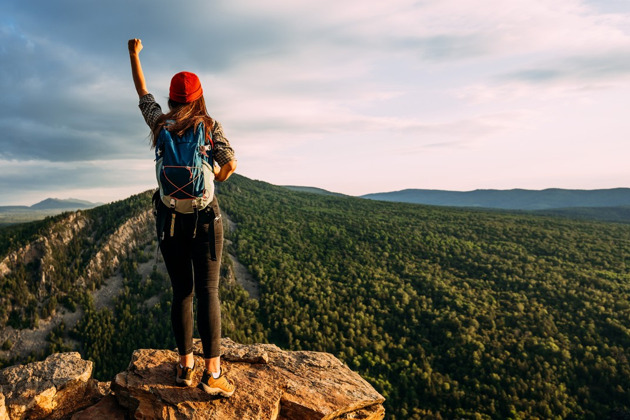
0, 202, 154, 362
0, 208, 152, 293
0, 338, 385, 420
0, 211, 90, 281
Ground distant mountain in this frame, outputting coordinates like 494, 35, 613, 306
0, 198, 102, 226
361, 188, 630, 210
282, 185, 346, 197
29, 198, 100, 210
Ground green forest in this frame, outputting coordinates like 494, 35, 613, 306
217, 175, 630, 419
1, 174, 630, 419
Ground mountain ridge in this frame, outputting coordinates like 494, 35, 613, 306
0, 198, 102, 226
0, 198, 100, 211
282, 185, 346, 197
29, 198, 100, 210
361, 187, 630, 210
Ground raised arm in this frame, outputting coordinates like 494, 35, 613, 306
128, 39, 149, 98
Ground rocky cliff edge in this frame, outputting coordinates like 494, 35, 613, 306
0, 338, 385, 420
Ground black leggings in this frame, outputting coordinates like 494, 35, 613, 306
157, 197, 223, 359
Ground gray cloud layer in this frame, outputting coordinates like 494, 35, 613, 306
502, 52, 630, 83
2, 0, 630, 204
0, 0, 293, 164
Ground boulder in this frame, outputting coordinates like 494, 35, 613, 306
0, 352, 94, 420
111, 338, 385, 419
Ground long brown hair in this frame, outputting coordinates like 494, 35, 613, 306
151, 96, 214, 148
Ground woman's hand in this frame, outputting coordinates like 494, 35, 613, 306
128, 38, 143, 55
128, 38, 149, 97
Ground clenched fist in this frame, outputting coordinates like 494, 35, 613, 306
128, 38, 143, 55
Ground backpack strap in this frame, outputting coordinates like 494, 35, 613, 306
207, 205, 217, 261
206, 126, 214, 148
198, 122, 214, 170
152, 189, 167, 257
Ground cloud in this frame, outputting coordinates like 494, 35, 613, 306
0, 21, 152, 162
503, 51, 630, 83
584, 0, 630, 14
0, 158, 155, 205
456, 50, 630, 104
2, 0, 630, 204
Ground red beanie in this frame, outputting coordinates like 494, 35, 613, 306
169, 71, 203, 103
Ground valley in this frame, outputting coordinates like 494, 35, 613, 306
1, 176, 629, 419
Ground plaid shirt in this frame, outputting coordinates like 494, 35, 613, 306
139, 94, 236, 166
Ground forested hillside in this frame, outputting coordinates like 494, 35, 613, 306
0, 191, 153, 332
532, 205, 630, 224
218, 175, 630, 419
1, 175, 630, 419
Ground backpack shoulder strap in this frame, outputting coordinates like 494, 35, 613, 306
198, 121, 214, 148
206, 128, 214, 148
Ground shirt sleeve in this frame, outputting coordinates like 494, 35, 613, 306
211, 120, 236, 166
138, 94, 164, 130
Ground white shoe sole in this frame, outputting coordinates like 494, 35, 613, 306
176, 377, 193, 387
198, 381, 235, 397
175, 364, 194, 387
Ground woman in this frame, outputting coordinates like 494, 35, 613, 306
128, 38, 237, 397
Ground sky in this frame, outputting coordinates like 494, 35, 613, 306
1, 0, 630, 206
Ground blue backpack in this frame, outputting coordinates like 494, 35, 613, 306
155, 122, 214, 214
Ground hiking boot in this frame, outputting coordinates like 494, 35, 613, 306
198, 369, 236, 397
175, 363, 195, 387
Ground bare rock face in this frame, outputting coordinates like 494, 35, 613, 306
0, 352, 95, 420
111, 338, 385, 420
0, 393, 8, 420
71, 395, 126, 420
83, 209, 153, 284
0, 212, 89, 281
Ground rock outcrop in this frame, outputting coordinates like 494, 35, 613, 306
0, 394, 8, 420
82, 209, 153, 284
0, 339, 385, 420
0, 352, 104, 420
112, 338, 385, 419
0, 212, 90, 281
